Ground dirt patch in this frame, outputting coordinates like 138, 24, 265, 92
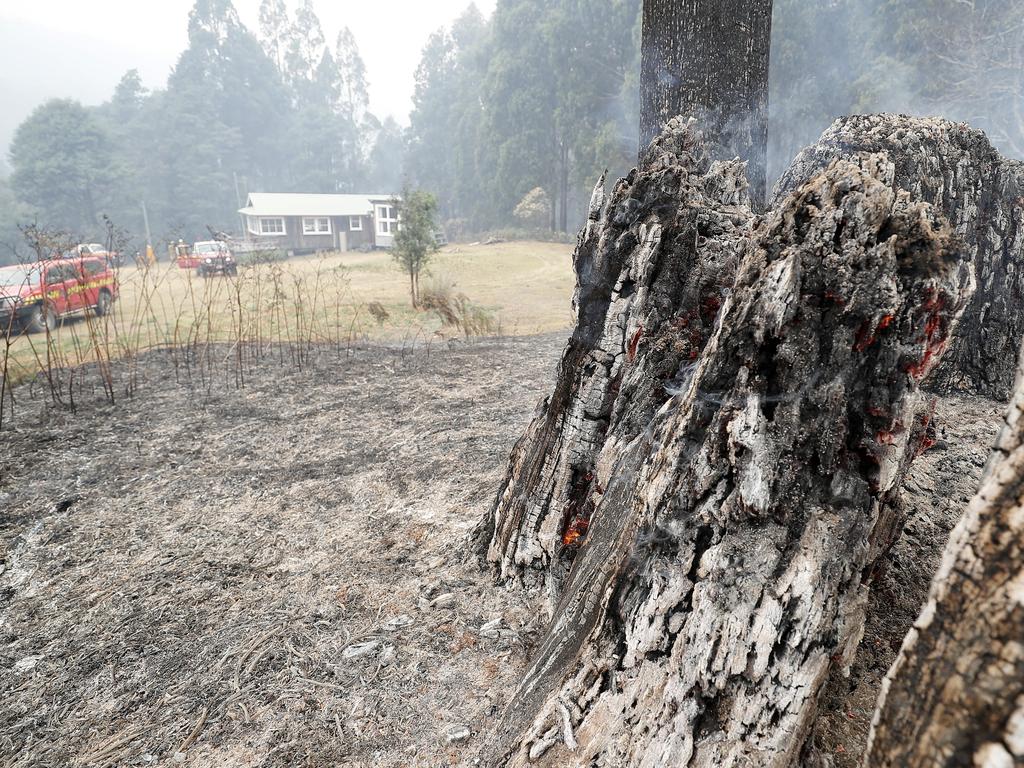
0, 335, 563, 767
0, 336, 1005, 767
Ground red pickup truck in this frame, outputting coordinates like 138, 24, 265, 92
0, 256, 119, 334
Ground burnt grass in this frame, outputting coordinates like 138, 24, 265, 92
0, 334, 1005, 767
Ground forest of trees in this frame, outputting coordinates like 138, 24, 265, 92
0, 0, 1021, 263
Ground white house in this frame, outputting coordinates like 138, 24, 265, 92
238, 192, 400, 253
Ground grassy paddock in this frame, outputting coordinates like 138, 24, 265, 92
0, 241, 573, 421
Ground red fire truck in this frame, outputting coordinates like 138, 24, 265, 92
0, 256, 120, 334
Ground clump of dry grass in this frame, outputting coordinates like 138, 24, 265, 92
367, 302, 390, 326
419, 276, 498, 338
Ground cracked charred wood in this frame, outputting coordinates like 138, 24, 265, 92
475, 118, 751, 611
640, 0, 773, 208
478, 148, 974, 767
865, 342, 1024, 767
775, 114, 1024, 400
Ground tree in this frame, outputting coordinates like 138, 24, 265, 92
334, 27, 370, 121
107, 69, 148, 126
640, 0, 774, 207
364, 117, 405, 193
391, 188, 439, 308
9, 99, 121, 235
152, 0, 290, 237
257, 0, 290, 71
406, 1, 641, 234
475, 119, 974, 766
284, 0, 326, 94
513, 187, 551, 229
0, 176, 32, 264
865, 340, 1024, 766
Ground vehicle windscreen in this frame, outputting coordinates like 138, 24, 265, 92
0, 267, 39, 290
195, 243, 224, 255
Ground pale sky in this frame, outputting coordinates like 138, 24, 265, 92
0, 0, 495, 160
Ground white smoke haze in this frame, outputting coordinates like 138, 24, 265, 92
768, 0, 1023, 183
0, 0, 497, 156
0, 0, 1018, 255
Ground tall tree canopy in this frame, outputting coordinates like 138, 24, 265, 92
407, 0, 640, 235
9, 100, 122, 235
3, 0, 1021, 263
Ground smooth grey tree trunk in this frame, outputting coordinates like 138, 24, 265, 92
775, 114, 1024, 400
476, 119, 973, 767
865, 341, 1024, 767
640, 0, 773, 207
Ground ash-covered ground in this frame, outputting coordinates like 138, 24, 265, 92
0, 335, 1004, 767
0, 336, 562, 768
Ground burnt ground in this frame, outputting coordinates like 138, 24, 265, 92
0, 335, 563, 768
0, 334, 1006, 768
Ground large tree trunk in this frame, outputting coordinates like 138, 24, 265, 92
865, 342, 1024, 767
775, 114, 1024, 400
639, 0, 773, 208
476, 120, 973, 767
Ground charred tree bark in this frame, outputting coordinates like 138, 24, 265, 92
477, 121, 973, 766
865, 342, 1024, 767
640, 0, 773, 208
775, 114, 1024, 400
476, 119, 751, 611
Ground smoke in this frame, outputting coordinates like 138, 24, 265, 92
768, 0, 1024, 185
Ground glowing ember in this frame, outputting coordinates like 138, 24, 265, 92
562, 517, 590, 547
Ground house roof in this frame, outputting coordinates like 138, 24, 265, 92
239, 192, 397, 218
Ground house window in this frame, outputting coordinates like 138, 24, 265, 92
302, 217, 332, 235
376, 205, 399, 235
349, 216, 363, 231
259, 217, 286, 235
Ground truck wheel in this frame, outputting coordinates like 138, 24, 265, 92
26, 304, 58, 334
94, 290, 112, 317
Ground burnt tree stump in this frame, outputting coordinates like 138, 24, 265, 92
476, 120, 974, 766
476, 119, 750, 611
776, 114, 1024, 400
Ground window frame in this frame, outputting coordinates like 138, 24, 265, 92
349, 216, 363, 231
82, 259, 106, 277
45, 264, 72, 285
302, 216, 332, 235
376, 205, 399, 236
258, 217, 287, 236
